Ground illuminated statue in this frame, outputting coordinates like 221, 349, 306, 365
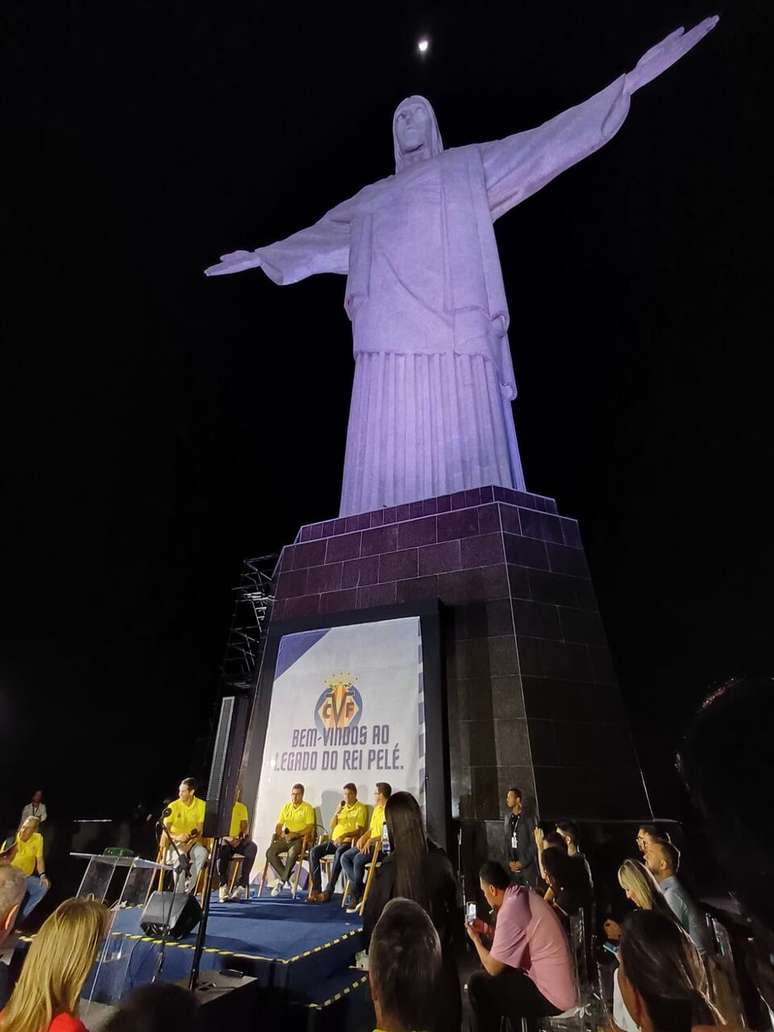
206, 19, 717, 516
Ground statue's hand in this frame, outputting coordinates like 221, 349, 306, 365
205, 249, 261, 277
625, 16, 719, 95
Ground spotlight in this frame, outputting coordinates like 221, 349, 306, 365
417, 38, 429, 54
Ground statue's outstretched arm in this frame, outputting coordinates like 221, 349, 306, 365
625, 17, 718, 95
483, 16, 718, 221
205, 202, 351, 284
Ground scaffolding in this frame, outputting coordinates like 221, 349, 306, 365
191, 553, 277, 779
219, 553, 277, 697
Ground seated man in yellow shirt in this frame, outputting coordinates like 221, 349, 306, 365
309, 783, 367, 903
162, 777, 208, 893
10, 817, 50, 920
217, 785, 258, 903
265, 783, 316, 897
341, 782, 391, 913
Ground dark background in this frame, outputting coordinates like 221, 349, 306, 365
1, 1, 770, 835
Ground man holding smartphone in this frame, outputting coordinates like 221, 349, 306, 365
466, 861, 576, 1030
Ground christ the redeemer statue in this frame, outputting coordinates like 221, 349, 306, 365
206, 19, 717, 517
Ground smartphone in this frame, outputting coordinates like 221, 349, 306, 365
465, 902, 477, 926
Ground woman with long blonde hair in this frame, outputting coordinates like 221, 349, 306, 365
1, 898, 109, 1032
617, 858, 675, 915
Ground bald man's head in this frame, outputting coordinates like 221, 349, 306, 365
645, 839, 680, 881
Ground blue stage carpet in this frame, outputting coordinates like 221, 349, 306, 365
103, 890, 365, 1003
113, 893, 362, 959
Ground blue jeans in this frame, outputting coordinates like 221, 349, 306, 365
21, 876, 49, 919
309, 841, 349, 893
340, 847, 369, 900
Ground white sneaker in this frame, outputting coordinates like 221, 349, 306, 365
218, 886, 229, 903
231, 885, 246, 900
271, 882, 283, 897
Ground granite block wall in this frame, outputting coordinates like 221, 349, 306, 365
271, 485, 649, 822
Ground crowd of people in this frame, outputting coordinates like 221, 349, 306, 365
1, 675, 771, 1031
0, 781, 745, 1032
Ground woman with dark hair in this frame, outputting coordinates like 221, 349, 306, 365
617, 910, 720, 1032
362, 791, 460, 1030
541, 847, 592, 922
103, 984, 200, 1031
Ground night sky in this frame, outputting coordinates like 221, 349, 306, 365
1, 1, 770, 829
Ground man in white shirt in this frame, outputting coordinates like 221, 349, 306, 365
20, 790, 47, 827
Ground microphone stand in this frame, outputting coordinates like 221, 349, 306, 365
152, 818, 192, 983
188, 835, 220, 991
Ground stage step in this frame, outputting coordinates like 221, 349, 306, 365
288, 966, 374, 1032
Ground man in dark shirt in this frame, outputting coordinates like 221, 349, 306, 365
503, 788, 537, 887
369, 898, 441, 1032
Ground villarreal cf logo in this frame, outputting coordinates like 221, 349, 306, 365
314, 672, 363, 733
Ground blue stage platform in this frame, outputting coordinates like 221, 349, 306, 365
98, 890, 373, 1029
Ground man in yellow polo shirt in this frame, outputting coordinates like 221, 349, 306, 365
309, 782, 367, 903
265, 783, 316, 897
11, 817, 50, 919
341, 782, 391, 912
217, 785, 258, 903
163, 777, 208, 893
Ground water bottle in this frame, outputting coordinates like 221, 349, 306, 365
381, 822, 391, 856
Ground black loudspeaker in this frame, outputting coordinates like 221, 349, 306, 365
204, 695, 249, 839
140, 891, 202, 939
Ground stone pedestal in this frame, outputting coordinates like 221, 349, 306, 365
272, 485, 649, 822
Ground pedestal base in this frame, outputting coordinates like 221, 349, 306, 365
272, 485, 649, 821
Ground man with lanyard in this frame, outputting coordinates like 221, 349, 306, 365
503, 788, 537, 887
264, 783, 317, 896
309, 782, 367, 903
163, 777, 208, 893
341, 781, 391, 913
10, 817, 50, 919
20, 790, 47, 828
217, 785, 259, 902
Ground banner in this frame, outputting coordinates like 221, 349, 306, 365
250, 616, 425, 872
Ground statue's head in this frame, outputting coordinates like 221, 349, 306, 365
393, 95, 443, 172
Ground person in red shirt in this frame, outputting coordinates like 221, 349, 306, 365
0, 897, 108, 1032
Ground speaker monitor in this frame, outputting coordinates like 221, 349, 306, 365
140, 891, 202, 940
204, 695, 249, 839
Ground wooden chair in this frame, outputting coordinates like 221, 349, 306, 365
349, 839, 382, 916
151, 834, 210, 908
259, 829, 317, 899
225, 853, 246, 896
